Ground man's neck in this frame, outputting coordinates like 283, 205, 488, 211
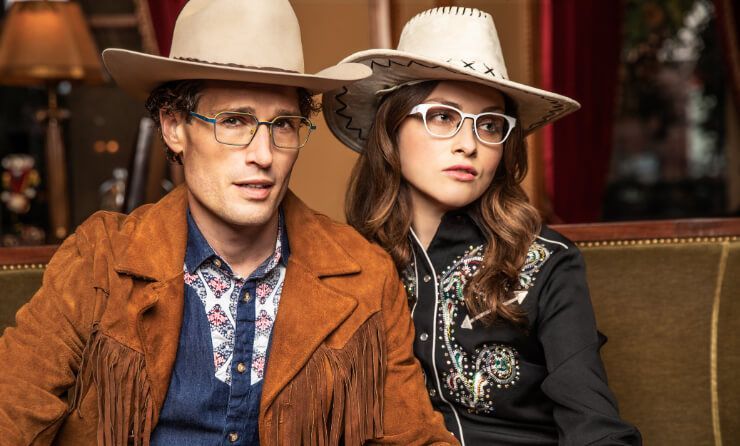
188, 199, 279, 278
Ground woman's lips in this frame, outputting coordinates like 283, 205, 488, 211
443, 165, 477, 182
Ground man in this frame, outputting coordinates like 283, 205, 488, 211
0, 1, 456, 445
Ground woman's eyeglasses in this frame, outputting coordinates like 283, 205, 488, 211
408, 103, 516, 145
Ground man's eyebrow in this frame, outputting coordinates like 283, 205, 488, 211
275, 108, 302, 116
215, 106, 302, 118
227, 106, 256, 114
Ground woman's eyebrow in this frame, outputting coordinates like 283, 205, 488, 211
480, 105, 505, 113
425, 98, 461, 109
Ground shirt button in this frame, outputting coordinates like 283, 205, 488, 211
213, 258, 222, 268
236, 362, 247, 374
228, 432, 239, 442
419, 333, 429, 341
243, 291, 251, 303
423, 275, 432, 283
429, 388, 436, 397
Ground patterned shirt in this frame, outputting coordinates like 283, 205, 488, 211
183, 211, 289, 385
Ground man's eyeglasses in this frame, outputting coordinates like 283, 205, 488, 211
189, 111, 316, 149
408, 103, 517, 145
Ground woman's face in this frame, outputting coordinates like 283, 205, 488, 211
396, 80, 507, 214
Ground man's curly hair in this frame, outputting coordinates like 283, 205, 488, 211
144, 80, 322, 164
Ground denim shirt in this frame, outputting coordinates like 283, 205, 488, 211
151, 210, 289, 445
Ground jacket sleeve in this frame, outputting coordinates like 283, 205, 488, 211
370, 257, 459, 446
0, 232, 98, 445
536, 247, 642, 446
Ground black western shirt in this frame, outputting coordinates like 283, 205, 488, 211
402, 211, 641, 446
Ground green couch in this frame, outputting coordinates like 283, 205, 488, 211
2, 220, 739, 445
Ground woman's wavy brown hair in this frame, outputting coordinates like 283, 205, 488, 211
346, 81, 541, 327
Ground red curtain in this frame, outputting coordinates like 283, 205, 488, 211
146, 0, 188, 56
539, 0, 623, 223
714, 0, 740, 110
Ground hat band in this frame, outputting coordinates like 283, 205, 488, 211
173, 57, 301, 74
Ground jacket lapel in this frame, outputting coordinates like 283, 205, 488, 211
112, 185, 189, 418
260, 191, 362, 411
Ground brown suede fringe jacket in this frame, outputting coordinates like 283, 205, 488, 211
0, 186, 456, 446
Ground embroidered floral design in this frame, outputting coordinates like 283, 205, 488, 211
214, 342, 232, 372
518, 241, 551, 291
403, 240, 549, 414
252, 352, 267, 380
202, 267, 231, 299
255, 309, 273, 335
401, 262, 417, 308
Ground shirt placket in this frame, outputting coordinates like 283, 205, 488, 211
223, 278, 260, 445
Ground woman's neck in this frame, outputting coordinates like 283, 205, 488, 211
409, 190, 448, 250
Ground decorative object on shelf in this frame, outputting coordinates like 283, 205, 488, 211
1, 154, 40, 215
99, 168, 128, 212
0, 0, 105, 242
0, 153, 46, 247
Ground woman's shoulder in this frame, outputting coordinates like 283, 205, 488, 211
534, 225, 578, 254
520, 226, 578, 280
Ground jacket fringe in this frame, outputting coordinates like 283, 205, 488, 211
271, 313, 386, 445
68, 325, 154, 446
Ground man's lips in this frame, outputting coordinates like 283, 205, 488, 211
443, 165, 478, 181
233, 179, 274, 199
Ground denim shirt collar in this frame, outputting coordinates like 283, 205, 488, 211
184, 208, 290, 277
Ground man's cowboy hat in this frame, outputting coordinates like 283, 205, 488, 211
323, 6, 581, 153
102, 0, 371, 100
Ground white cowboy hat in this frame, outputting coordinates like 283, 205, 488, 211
102, 0, 371, 100
323, 6, 581, 153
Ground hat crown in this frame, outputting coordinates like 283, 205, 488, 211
397, 7, 508, 80
169, 0, 305, 73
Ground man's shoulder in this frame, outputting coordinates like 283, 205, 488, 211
304, 210, 392, 266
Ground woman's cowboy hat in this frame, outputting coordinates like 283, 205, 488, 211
102, 0, 371, 100
323, 7, 581, 153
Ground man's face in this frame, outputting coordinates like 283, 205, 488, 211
163, 81, 302, 231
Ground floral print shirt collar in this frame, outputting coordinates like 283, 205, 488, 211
184, 209, 289, 385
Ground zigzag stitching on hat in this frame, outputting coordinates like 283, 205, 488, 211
333, 58, 461, 143
526, 95, 569, 131
333, 58, 574, 138
408, 7, 487, 24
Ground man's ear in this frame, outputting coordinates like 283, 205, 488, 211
160, 109, 188, 157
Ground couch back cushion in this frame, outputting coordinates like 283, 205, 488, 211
0, 268, 45, 331
581, 239, 738, 445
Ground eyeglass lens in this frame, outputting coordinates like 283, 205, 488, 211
214, 113, 312, 148
423, 106, 510, 144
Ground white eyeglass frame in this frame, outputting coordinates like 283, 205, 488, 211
408, 103, 517, 145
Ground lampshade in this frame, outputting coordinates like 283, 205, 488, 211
0, 0, 104, 86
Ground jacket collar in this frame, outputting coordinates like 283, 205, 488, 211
113, 185, 361, 281
110, 185, 362, 418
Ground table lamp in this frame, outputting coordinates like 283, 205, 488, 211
0, 0, 104, 241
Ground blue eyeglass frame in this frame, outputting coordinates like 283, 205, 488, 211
189, 111, 317, 149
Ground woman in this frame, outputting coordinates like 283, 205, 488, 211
323, 6, 642, 446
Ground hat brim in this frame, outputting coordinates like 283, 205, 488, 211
102, 49, 372, 101
322, 49, 581, 153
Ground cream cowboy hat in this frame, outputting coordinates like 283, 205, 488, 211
102, 0, 371, 100
323, 6, 581, 153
